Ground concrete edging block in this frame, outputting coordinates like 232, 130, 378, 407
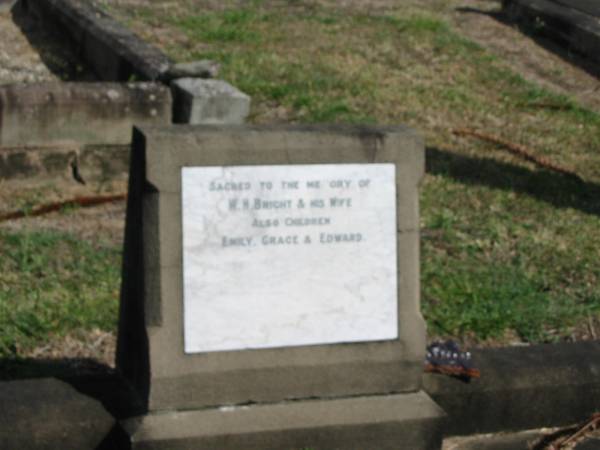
424, 340, 600, 436
171, 78, 251, 125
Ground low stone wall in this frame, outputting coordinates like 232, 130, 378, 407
0, 143, 130, 181
0, 82, 171, 147
424, 340, 600, 436
2, 341, 599, 449
0, 0, 250, 180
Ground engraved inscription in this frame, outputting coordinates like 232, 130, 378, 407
182, 164, 398, 353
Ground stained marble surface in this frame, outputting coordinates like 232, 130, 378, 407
181, 164, 398, 353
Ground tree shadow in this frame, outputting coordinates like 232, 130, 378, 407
426, 146, 600, 217
9, 0, 96, 81
454, 3, 600, 79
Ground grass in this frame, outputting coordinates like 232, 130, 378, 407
0, 229, 120, 357
37, 0, 600, 346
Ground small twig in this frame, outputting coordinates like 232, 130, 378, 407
70, 155, 87, 185
452, 127, 583, 182
555, 413, 600, 448
0, 194, 127, 222
588, 315, 597, 340
520, 102, 574, 111
530, 426, 578, 450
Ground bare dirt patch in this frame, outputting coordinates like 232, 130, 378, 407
21, 328, 116, 368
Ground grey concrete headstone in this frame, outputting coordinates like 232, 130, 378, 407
117, 124, 444, 449
171, 78, 250, 124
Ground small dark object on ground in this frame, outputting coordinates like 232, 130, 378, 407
452, 127, 583, 182
0, 193, 126, 222
425, 340, 481, 381
70, 158, 86, 185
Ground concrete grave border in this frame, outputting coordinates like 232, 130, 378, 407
0, 0, 250, 181
1, 340, 599, 448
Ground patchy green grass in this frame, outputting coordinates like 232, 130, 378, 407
90, 1, 600, 344
0, 229, 120, 357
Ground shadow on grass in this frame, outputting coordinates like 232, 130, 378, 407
455, 4, 600, 79
426, 146, 600, 217
0, 357, 139, 448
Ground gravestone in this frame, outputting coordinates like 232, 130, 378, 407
117, 124, 445, 449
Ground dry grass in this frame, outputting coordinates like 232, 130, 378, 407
103, 0, 600, 345
4, 0, 596, 352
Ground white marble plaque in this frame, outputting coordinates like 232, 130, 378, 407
182, 164, 398, 353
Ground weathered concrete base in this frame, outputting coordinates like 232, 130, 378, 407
122, 391, 445, 450
0, 82, 171, 146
